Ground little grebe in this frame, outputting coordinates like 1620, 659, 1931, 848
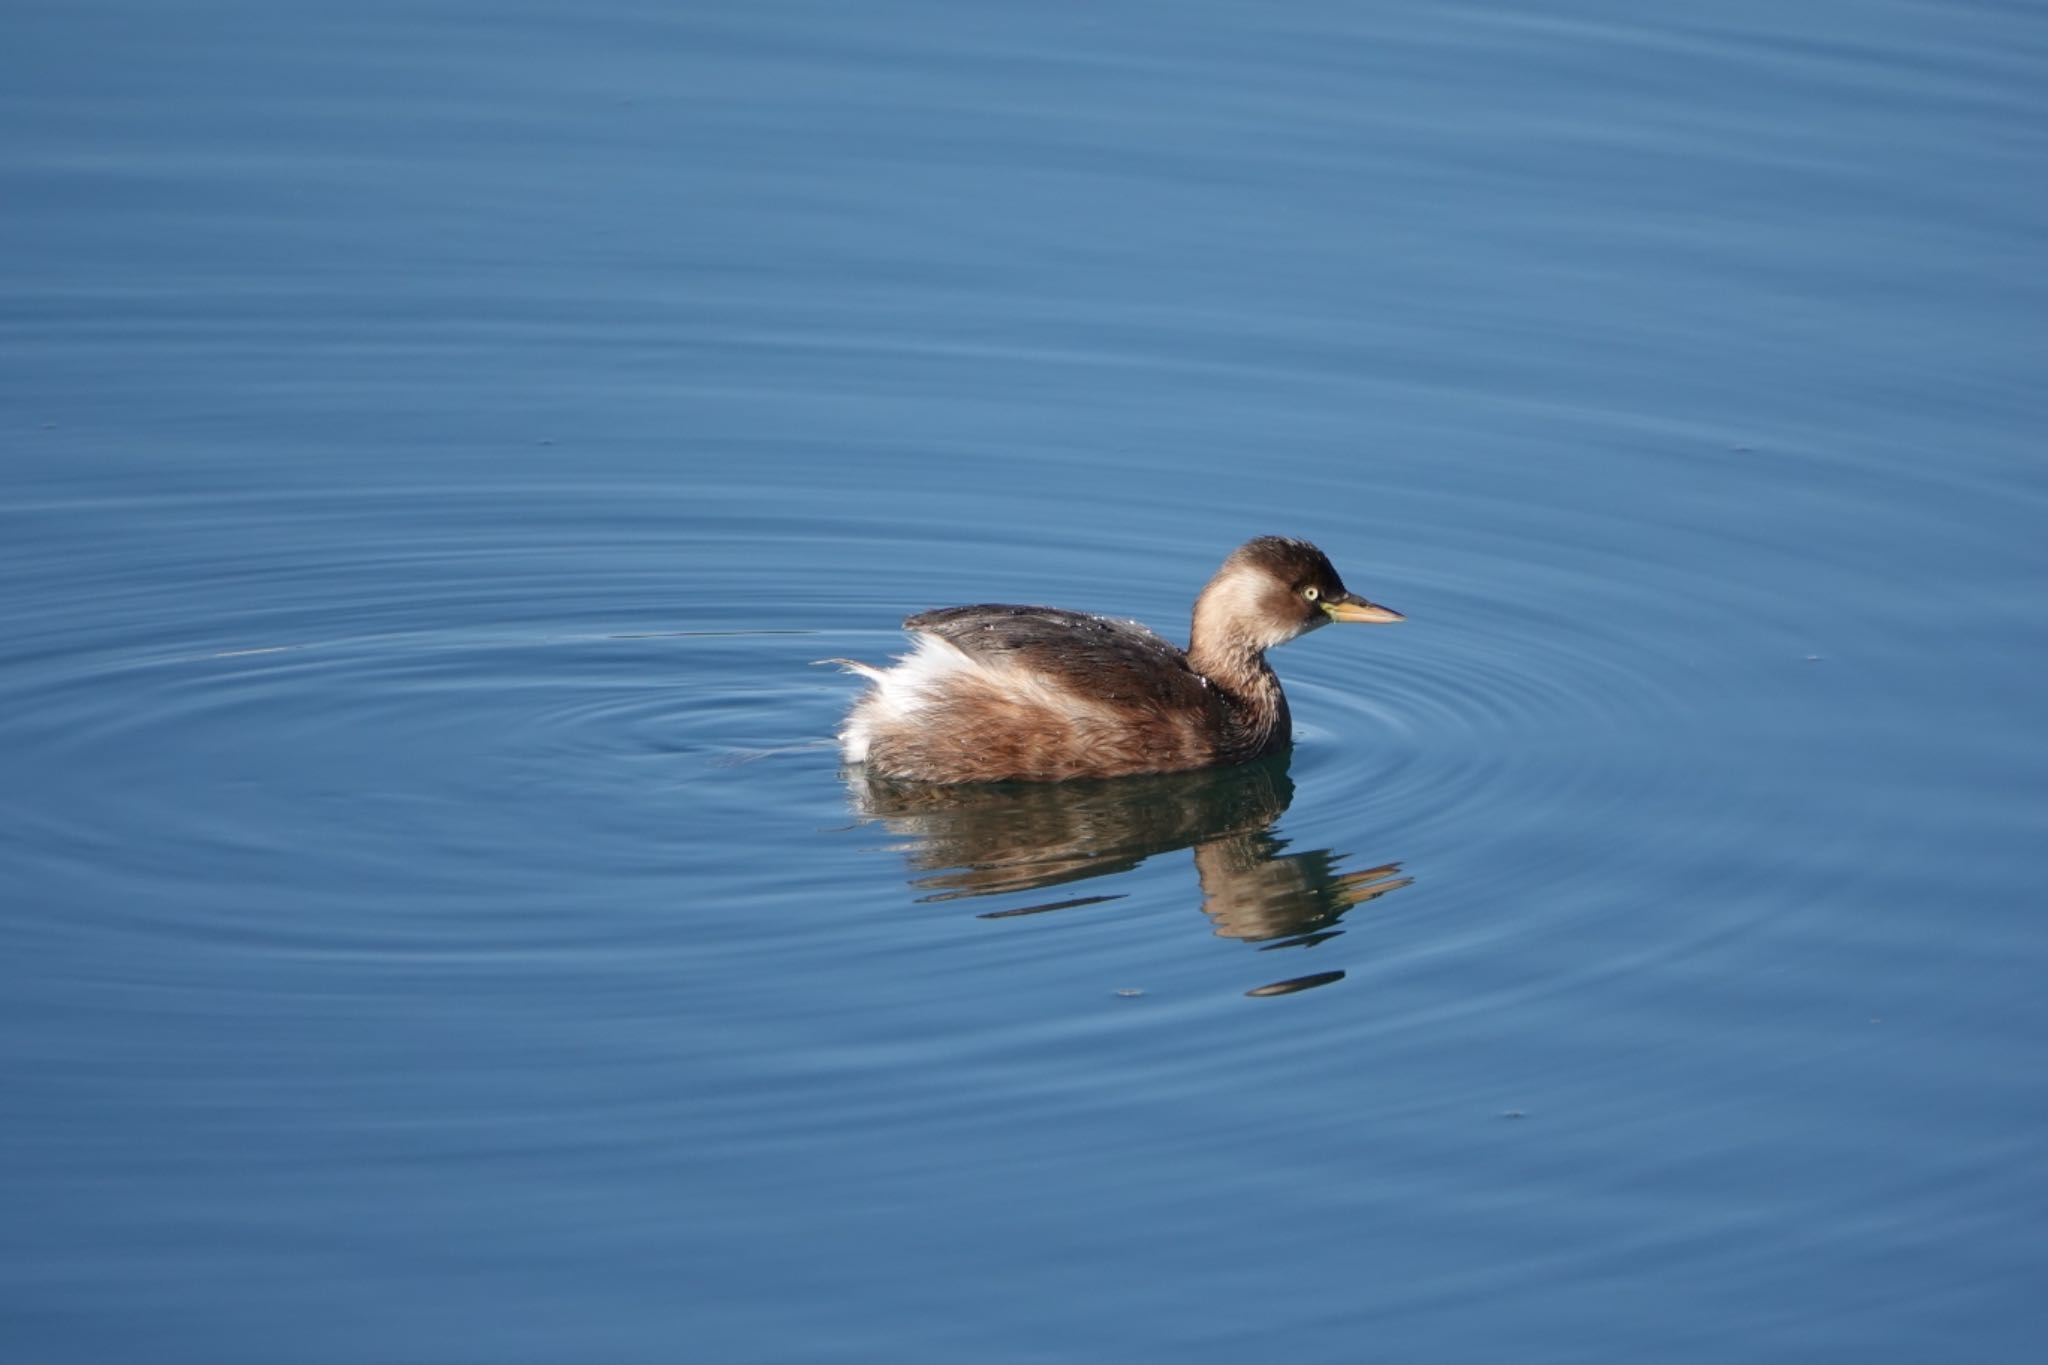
835, 536, 1402, 783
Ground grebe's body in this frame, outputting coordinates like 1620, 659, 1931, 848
835, 537, 1401, 783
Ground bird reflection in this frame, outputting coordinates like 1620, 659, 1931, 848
844, 753, 1409, 996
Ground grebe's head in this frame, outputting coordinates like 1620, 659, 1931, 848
1193, 536, 1403, 655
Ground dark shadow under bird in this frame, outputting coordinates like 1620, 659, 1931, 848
844, 752, 1413, 997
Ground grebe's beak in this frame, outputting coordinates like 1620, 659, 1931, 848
1321, 592, 1404, 624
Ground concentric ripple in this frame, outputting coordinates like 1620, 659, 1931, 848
3, 447, 1946, 1018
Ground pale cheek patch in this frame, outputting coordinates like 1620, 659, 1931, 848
1194, 570, 1302, 652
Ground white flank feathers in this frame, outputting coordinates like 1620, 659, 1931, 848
831, 634, 978, 764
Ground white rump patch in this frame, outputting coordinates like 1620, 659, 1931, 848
834, 634, 980, 764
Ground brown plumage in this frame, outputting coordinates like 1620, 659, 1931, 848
834, 537, 1403, 783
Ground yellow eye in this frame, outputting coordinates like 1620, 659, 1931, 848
1303, 586, 1320, 602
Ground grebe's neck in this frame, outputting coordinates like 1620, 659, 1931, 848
1187, 566, 1303, 758
1187, 635, 1290, 758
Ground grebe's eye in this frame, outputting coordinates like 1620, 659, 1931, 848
1302, 586, 1320, 602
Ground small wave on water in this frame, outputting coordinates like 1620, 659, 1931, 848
800, 467, 1801, 1014
4, 426, 1973, 1027
5, 0, 2046, 1355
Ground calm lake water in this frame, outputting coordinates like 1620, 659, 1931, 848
4, 2, 2045, 1361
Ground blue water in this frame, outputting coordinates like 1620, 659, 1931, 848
4, 2, 2045, 1361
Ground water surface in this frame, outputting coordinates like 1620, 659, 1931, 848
3, 2, 2045, 1361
